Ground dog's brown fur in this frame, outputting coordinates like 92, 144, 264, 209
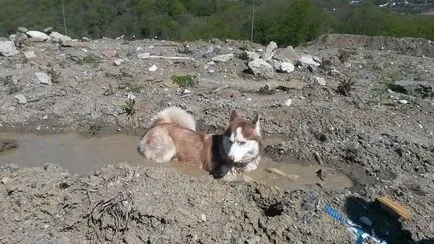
138, 107, 263, 177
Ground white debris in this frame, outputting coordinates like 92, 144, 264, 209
14, 94, 27, 104
280, 62, 295, 73
212, 53, 234, 62
34, 72, 52, 85
26, 31, 50, 40
299, 55, 321, 67
137, 52, 150, 59
0, 41, 20, 57
113, 58, 125, 66
314, 76, 326, 86
148, 64, 158, 72
284, 98, 293, 106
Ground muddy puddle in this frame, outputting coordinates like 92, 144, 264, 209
0, 132, 353, 190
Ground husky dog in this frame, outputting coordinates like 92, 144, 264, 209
138, 107, 263, 178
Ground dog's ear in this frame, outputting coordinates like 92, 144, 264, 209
252, 113, 261, 136
229, 110, 239, 122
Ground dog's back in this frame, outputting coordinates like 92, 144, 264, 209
139, 107, 203, 164
150, 107, 196, 131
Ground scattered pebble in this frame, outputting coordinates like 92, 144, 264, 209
14, 94, 27, 104
148, 64, 157, 72
284, 98, 292, 106
201, 214, 207, 222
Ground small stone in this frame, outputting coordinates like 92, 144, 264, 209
1, 177, 11, 185
49, 32, 72, 42
284, 98, 292, 106
43, 27, 53, 34
148, 64, 157, 72
26, 31, 50, 40
245, 51, 260, 61
36, 125, 41, 131
17, 27, 28, 33
248, 58, 274, 78
183, 89, 191, 94
34, 72, 52, 85
212, 53, 234, 62
201, 214, 207, 222
113, 58, 125, 66
273, 46, 300, 64
14, 94, 27, 104
299, 55, 320, 67
137, 52, 150, 59
0, 41, 20, 57
314, 76, 326, 86
42, 115, 48, 120
24, 51, 36, 59
31, 181, 39, 188
262, 41, 277, 61
280, 62, 295, 73
359, 216, 372, 226
399, 99, 408, 104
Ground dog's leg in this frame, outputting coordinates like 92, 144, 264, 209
138, 132, 176, 163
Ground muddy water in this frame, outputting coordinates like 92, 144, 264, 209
0, 132, 353, 190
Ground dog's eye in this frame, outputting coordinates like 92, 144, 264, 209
239, 141, 247, 145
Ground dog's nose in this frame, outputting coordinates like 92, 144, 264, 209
228, 156, 234, 162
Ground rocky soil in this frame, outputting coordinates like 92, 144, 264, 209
0, 28, 433, 243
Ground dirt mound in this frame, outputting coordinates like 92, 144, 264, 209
311, 33, 434, 57
0, 163, 354, 244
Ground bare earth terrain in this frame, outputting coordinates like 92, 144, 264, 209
0, 31, 433, 243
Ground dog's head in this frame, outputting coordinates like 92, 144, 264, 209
223, 110, 263, 168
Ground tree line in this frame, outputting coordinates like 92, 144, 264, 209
0, 0, 433, 47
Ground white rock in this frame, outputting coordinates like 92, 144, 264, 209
113, 59, 125, 66
248, 58, 274, 78
24, 51, 36, 59
0, 41, 20, 57
148, 64, 157, 72
399, 99, 408, 104
136, 47, 144, 52
36, 125, 41, 131
26, 31, 50, 40
9, 34, 16, 42
127, 93, 136, 100
17, 27, 28, 33
262, 41, 277, 61
284, 98, 292, 106
14, 94, 27, 104
280, 62, 295, 73
34, 72, 52, 85
49, 31, 72, 42
299, 55, 320, 67
201, 214, 207, 222
183, 89, 191, 94
314, 76, 326, 86
245, 51, 260, 61
137, 52, 150, 59
212, 53, 234, 62
273, 46, 300, 64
